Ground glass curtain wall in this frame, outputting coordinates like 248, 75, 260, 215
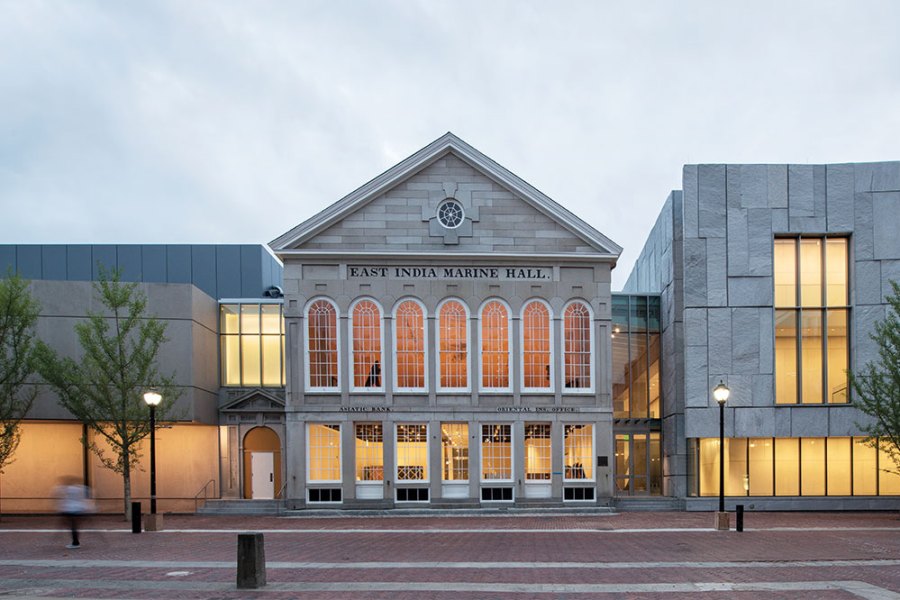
220, 303, 285, 387
611, 295, 661, 418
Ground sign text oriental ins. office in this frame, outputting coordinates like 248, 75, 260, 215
348, 266, 552, 281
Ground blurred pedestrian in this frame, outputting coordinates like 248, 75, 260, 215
55, 476, 92, 549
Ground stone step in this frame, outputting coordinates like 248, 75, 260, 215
613, 497, 685, 512
197, 499, 285, 515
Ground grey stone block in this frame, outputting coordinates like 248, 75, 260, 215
739, 165, 769, 208
854, 161, 900, 192
713, 374, 751, 407
788, 165, 815, 218
873, 192, 900, 259
771, 208, 788, 233
727, 277, 773, 307
698, 165, 727, 238
707, 308, 732, 374
684, 345, 709, 408
731, 308, 760, 374
734, 407, 775, 437
828, 406, 870, 436
854, 260, 883, 305
789, 216, 828, 233
706, 238, 727, 306
774, 407, 792, 436
881, 261, 900, 302
752, 374, 774, 406
683, 308, 707, 347
790, 407, 829, 437
826, 164, 855, 231
768, 165, 788, 208
854, 193, 874, 261
683, 166, 699, 238
684, 407, 723, 438
813, 165, 827, 219
747, 209, 773, 276
727, 207, 749, 276
683, 238, 707, 307
854, 305, 885, 367
758, 310, 773, 374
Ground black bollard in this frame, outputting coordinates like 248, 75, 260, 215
237, 533, 266, 589
131, 502, 142, 534
736, 504, 744, 532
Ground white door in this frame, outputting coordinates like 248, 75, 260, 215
251, 452, 275, 499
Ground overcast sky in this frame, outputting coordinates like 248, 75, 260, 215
2, 1, 899, 289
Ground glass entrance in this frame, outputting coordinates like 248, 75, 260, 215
615, 432, 661, 495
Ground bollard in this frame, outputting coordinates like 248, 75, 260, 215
131, 502, 142, 534
237, 533, 266, 589
736, 504, 744, 532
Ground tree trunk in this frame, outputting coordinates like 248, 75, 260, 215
123, 450, 132, 522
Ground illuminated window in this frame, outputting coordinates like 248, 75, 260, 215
351, 299, 383, 391
564, 425, 593, 480
355, 423, 383, 482
220, 303, 285, 387
563, 301, 592, 390
521, 301, 552, 391
524, 423, 551, 480
774, 237, 849, 404
438, 300, 468, 390
441, 423, 469, 481
481, 424, 512, 481
394, 300, 426, 390
396, 424, 428, 481
480, 301, 511, 390
307, 424, 341, 482
307, 299, 339, 390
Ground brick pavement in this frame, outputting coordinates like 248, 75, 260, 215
0, 511, 897, 599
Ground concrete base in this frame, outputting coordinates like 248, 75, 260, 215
715, 511, 730, 531
144, 513, 164, 531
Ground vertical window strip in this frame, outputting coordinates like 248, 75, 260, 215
355, 423, 384, 482
308, 424, 341, 482
441, 423, 469, 481
352, 300, 382, 390
481, 301, 510, 390
564, 424, 593, 480
396, 424, 428, 481
394, 301, 426, 390
522, 301, 551, 390
524, 423, 551, 480
481, 424, 512, 480
564, 302, 592, 389
308, 300, 339, 389
439, 301, 468, 389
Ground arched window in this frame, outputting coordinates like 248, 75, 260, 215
522, 300, 552, 391
351, 299, 382, 391
438, 300, 469, 390
306, 299, 339, 390
394, 300, 426, 390
563, 301, 593, 390
480, 300, 510, 390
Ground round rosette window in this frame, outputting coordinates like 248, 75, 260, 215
437, 199, 465, 229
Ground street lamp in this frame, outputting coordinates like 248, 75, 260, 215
143, 390, 162, 517
713, 380, 730, 530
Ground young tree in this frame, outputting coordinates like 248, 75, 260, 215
36, 269, 179, 520
0, 274, 41, 518
849, 279, 900, 475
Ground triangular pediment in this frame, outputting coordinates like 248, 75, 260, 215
220, 389, 285, 413
270, 133, 622, 258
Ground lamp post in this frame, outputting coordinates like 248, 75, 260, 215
713, 380, 730, 530
143, 390, 162, 523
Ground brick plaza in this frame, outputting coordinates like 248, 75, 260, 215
0, 510, 898, 598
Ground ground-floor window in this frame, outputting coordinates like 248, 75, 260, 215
524, 423, 551, 480
307, 423, 341, 482
355, 423, 384, 482
689, 436, 900, 496
615, 432, 661, 495
481, 424, 513, 481
441, 423, 469, 481
396, 423, 428, 481
564, 424, 594, 480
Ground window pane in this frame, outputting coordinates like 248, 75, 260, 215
220, 304, 240, 334
799, 239, 822, 307
308, 300, 338, 389
241, 304, 260, 334
648, 333, 661, 418
564, 302, 592, 389
827, 438, 851, 496
631, 331, 648, 417
616, 434, 632, 494
261, 304, 281, 334
353, 300, 382, 389
441, 423, 468, 481
396, 424, 428, 481
725, 438, 747, 496
395, 301, 425, 389
774, 239, 796, 307
775, 310, 797, 404
698, 437, 718, 497
439, 301, 468, 389
261, 335, 282, 387
825, 238, 848, 306
879, 443, 900, 495
748, 438, 773, 496
775, 438, 799, 496
524, 423, 551, 480
355, 423, 384, 482
633, 435, 648, 493
801, 438, 825, 495
853, 438, 877, 495
827, 309, 848, 404
481, 424, 512, 480
221, 335, 241, 386
522, 302, 552, 390
481, 302, 509, 389
649, 433, 662, 495
801, 310, 823, 404
611, 304, 630, 417
241, 336, 261, 387
564, 424, 593, 480
308, 424, 341, 482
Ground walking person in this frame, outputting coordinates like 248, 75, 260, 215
55, 476, 91, 549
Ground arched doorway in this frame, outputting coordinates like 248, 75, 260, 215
243, 427, 282, 499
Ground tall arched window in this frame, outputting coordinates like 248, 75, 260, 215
563, 301, 592, 391
522, 300, 552, 391
351, 299, 382, 391
438, 300, 469, 390
307, 299, 339, 390
480, 300, 510, 391
394, 299, 426, 391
